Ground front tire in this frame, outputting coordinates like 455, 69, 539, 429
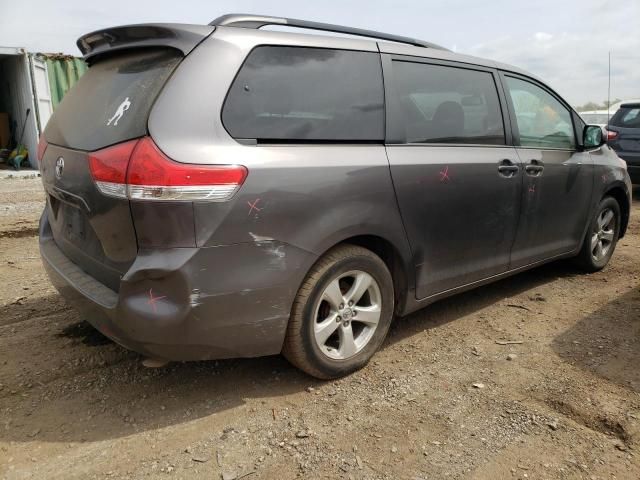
283, 244, 394, 379
574, 196, 621, 272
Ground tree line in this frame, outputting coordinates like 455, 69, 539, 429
576, 99, 622, 112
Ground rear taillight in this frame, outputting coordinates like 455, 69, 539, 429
88, 137, 247, 201
606, 129, 619, 141
127, 137, 247, 201
37, 134, 48, 164
88, 139, 138, 199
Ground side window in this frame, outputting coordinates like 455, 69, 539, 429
504, 76, 575, 149
391, 61, 505, 145
222, 46, 384, 141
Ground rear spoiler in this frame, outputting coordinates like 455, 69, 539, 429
77, 23, 215, 64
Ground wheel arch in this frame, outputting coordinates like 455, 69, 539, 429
317, 234, 412, 317
603, 185, 630, 238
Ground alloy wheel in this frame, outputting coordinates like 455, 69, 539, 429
591, 207, 616, 262
313, 270, 382, 360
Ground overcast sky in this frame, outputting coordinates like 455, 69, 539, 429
1, 0, 638, 106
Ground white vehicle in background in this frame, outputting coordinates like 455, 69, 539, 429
579, 109, 610, 128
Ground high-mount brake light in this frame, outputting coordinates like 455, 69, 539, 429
88, 137, 248, 201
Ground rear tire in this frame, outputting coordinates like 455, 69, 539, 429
574, 196, 621, 272
283, 244, 394, 379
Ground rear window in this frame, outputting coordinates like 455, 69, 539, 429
45, 48, 181, 151
222, 46, 384, 142
610, 106, 640, 128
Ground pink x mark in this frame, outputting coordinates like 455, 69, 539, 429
247, 198, 262, 216
439, 166, 450, 182
147, 288, 166, 313
528, 185, 536, 193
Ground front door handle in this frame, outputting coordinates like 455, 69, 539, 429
498, 159, 519, 178
525, 159, 544, 176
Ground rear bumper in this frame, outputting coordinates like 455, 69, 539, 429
39, 211, 316, 361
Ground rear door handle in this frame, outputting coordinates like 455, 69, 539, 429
498, 159, 519, 178
525, 159, 544, 176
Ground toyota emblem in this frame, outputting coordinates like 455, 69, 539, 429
55, 157, 64, 179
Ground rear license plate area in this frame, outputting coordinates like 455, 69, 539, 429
63, 205, 87, 243
48, 193, 60, 219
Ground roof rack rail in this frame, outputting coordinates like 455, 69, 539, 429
209, 14, 449, 51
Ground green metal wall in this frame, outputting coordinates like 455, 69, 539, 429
40, 55, 87, 109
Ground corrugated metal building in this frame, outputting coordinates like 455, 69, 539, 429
0, 47, 86, 169
0, 47, 50, 168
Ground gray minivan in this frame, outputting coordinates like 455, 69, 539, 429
38, 14, 632, 379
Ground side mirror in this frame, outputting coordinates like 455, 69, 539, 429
583, 125, 604, 149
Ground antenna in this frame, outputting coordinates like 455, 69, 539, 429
607, 51, 611, 126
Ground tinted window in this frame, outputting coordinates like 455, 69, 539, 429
504, 76, 575, 149
45, 48, 181, 151
222, 46, 384, 141
610, 107, 640, 128
391, 61, 505, 145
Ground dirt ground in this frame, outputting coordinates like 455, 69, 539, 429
1, 177, 639, 480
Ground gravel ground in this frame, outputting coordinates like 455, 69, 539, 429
1, 178, 639, 480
